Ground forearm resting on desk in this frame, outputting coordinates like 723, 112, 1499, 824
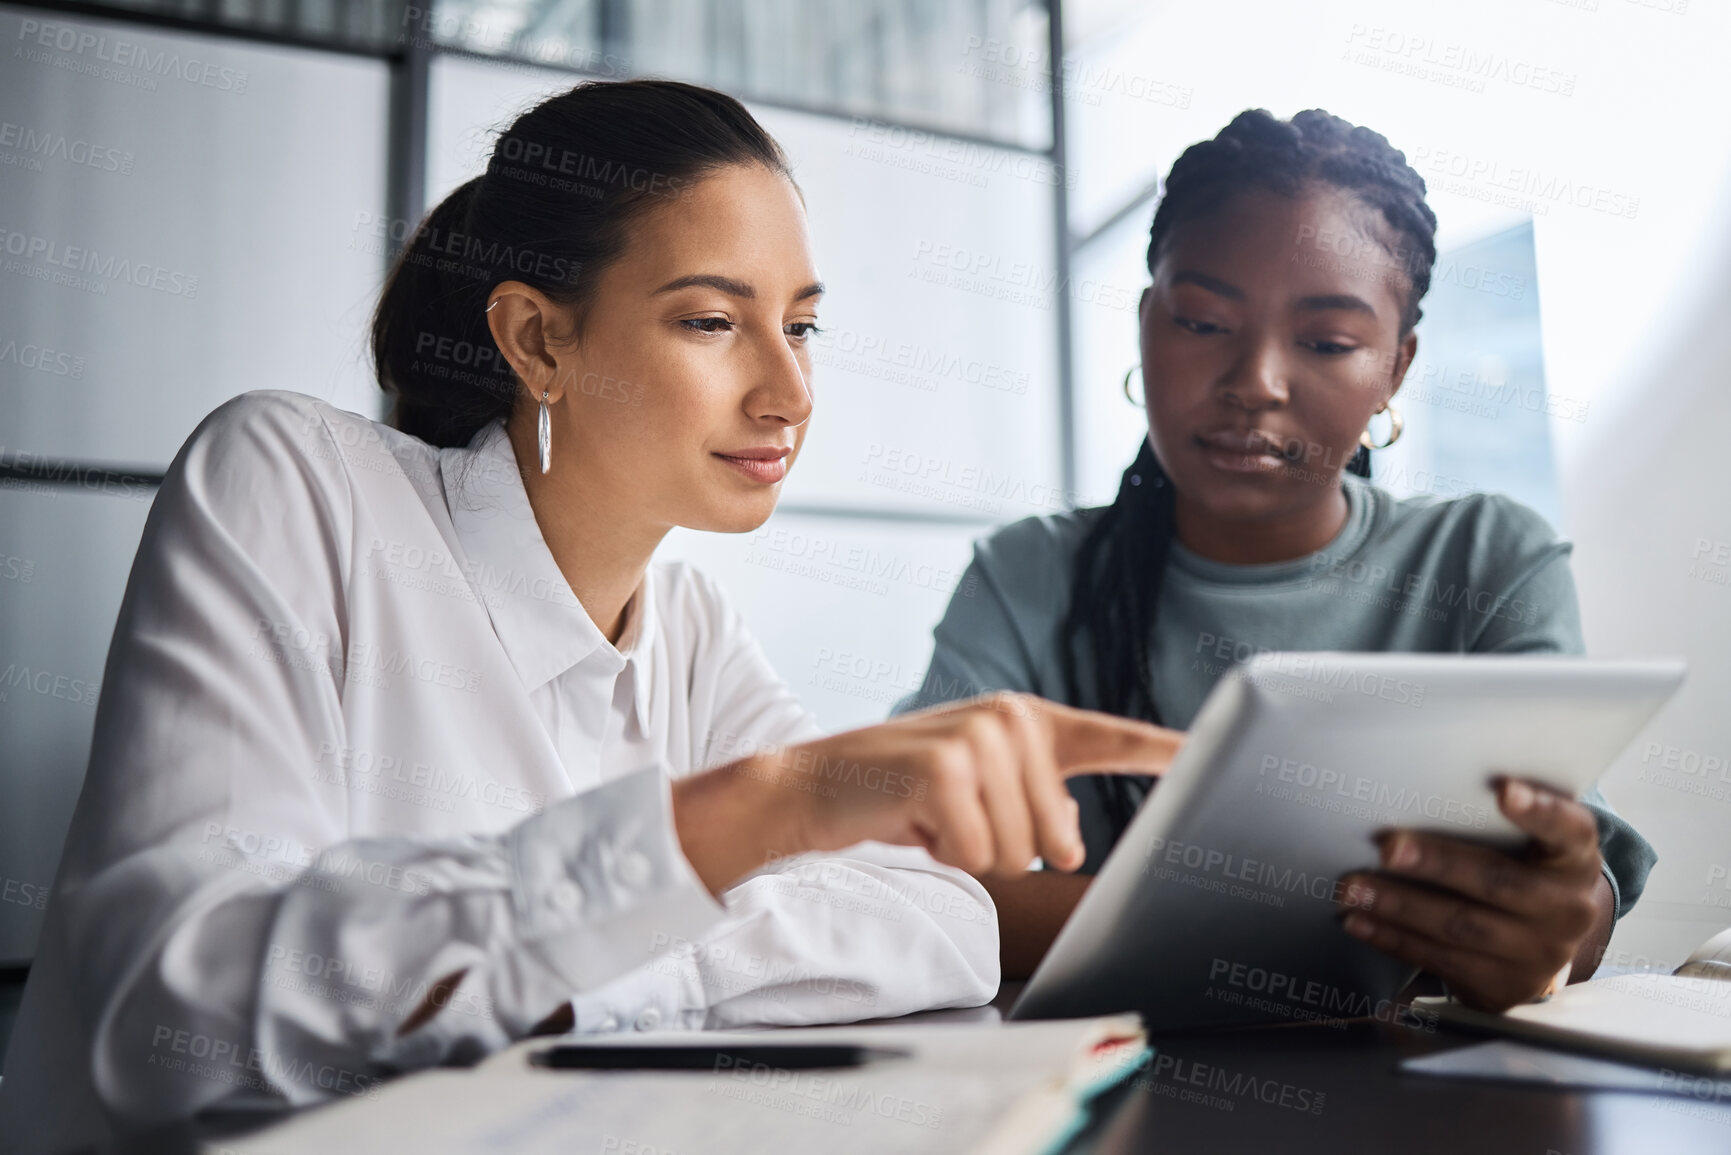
981, 872, 1092, 979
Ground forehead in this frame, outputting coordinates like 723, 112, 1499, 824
614, 163, 817, 288
1156, 185, 1411, 319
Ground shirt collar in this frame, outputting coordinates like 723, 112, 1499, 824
441, 421, 655, 729
614, 564, 656, 735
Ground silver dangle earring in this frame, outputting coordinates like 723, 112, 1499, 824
537, 390, 551, 474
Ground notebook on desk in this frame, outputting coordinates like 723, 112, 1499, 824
217, 1015, 1149, 1155
1413, 928, 1731, 1074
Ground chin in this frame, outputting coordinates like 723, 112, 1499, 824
1173, 465, 1297, 516
691, 496, 780, 535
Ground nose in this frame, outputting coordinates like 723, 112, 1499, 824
1218, 330, 1290, 410
748, 328, 814, 428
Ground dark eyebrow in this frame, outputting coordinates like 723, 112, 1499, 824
654, 275, 827, 304
1296, 293, 1378, 317
1170, 270, 1244, 300
655, 273, 756, 298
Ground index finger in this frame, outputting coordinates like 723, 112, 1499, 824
1041, 700, 1184, 776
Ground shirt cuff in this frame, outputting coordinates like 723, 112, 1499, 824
504, 765, 724, 1005
1600, 857, 1623, 922
568, 947, 707, 1035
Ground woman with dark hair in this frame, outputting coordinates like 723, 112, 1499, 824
898, 109, 1654, 1008
0, 80, 1180, 1153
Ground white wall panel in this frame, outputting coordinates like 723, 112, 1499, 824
0, 3, 391, 467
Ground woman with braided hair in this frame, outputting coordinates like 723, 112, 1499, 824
898, 108, 1655, 1011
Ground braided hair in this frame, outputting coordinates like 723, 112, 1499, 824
1058, 109, 1439, 843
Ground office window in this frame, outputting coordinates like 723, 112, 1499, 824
1370, 222, 1564, 530
55, 0, 407, 49
426, 0, 1054, 149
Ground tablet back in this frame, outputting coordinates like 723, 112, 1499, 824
1010, 653, 1686, 1029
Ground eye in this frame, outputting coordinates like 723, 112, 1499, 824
785, 321, 822, 341
679, 317, 734, 334
1173, 315, 1225, 335
1303, 339, 1358, 356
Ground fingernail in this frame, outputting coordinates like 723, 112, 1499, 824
1387, 835, 1418, 870
1343, 914, 1373, 938
1506, 781, 1534, 812
1344, 881, 1375, 909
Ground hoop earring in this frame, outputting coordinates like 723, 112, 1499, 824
537, 390, 552, 474
1359, 404, 1404, 451
1122, 364, 1145, 407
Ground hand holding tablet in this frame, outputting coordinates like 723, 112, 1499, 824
1338, 776, 1608, 1011
1010, 653, 1685, 1029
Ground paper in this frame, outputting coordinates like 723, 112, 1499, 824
219, 1017, 1146, 1155
1415, 973, 1731, 1072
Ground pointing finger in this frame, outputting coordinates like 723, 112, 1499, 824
1040, 700, 1183, 776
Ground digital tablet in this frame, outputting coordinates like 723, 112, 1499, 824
1009, 653, 1687, 1030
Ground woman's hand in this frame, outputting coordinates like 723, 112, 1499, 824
672, 692, 1184, 894
1335, 779, 1612, 1012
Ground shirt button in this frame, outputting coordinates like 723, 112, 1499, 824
550, 880, 583, 913
617, 851, 652, 889
634, 1008, 661, 1031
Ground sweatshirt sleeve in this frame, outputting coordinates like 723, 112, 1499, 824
891, 519, 1064, 718
1463, 496, 1656, 918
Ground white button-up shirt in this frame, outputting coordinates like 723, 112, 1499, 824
0, 391, 996, 1154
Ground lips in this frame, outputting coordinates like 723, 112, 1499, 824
1194, 428, 1295, 474
713, 445, 791, 484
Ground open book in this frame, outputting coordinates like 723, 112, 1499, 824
219, 1015, 1149, 1155
1414, 927, 1731, 1073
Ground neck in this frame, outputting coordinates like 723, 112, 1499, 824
505, 420, 667, 646
1172, 478, 1351, 565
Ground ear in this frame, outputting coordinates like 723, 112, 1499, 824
485, 281, 575, 404
1385, 330, 1419, 403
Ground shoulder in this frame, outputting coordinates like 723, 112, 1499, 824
188, 389, 430, 462
177, 389, 436, 505
161, 392, 447, 579
1367, 478, 1563, 549
962, 505, 1107, 612
182, 388, 328, 457
967, 507, 1107, 600
1358, 476, 1572, 587
180, 390, 352, 481
162, 390, 348, 520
